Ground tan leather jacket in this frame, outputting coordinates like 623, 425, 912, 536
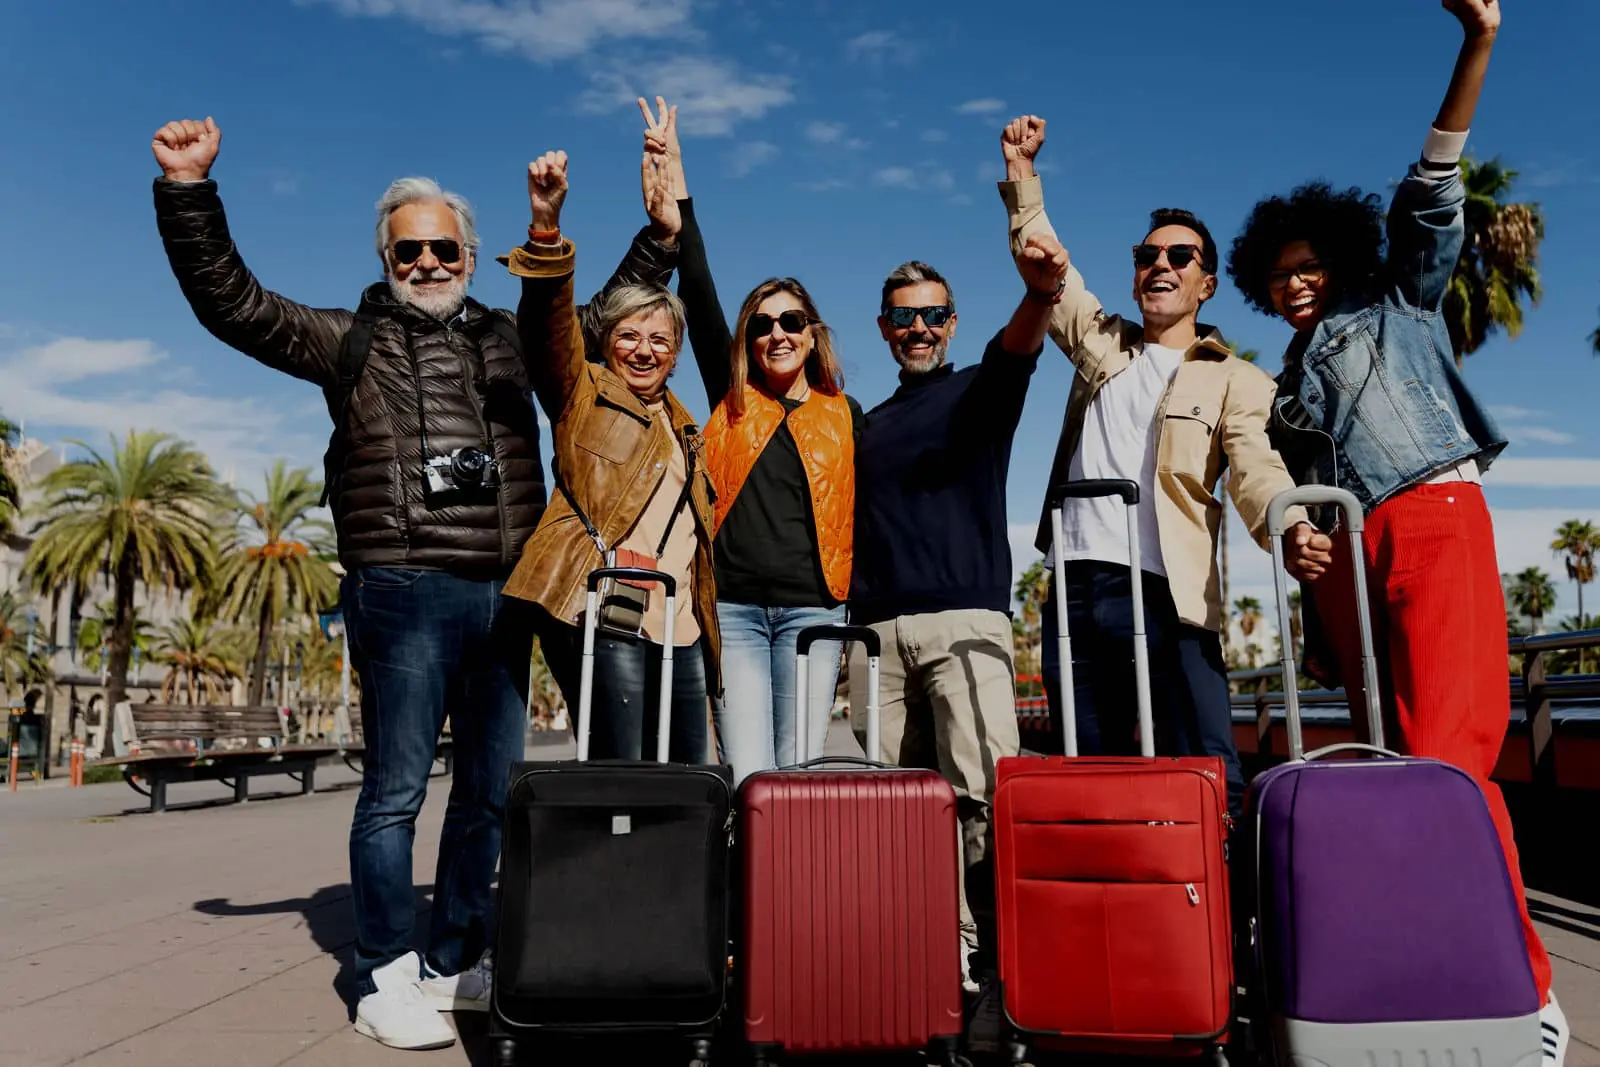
1000, 176, 1307, 632
500, 239, 721, 686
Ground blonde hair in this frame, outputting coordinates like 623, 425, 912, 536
727, 278, 843, 417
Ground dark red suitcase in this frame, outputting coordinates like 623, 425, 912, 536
738, 625, 965, 1066
994, 480, 1232, 1060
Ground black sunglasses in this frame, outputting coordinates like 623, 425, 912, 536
391, 238, 464, 266
883, 305, 953, 329
747, 310, 814, 339
1132, 243, 1204, 271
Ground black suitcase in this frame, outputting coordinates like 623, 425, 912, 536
489, 566, 734, 1066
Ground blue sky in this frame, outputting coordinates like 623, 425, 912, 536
2, 0, 1598, 631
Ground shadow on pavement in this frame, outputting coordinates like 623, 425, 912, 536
192, 883, 434, 1014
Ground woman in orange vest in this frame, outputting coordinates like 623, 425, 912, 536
642, 98, 862, 783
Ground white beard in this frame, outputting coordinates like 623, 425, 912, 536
390, 270, 468, 320
893, 333, 950, 374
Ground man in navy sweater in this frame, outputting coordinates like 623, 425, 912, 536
848, 237, 1067, 987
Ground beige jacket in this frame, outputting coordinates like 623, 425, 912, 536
1000, 176, 1306, 632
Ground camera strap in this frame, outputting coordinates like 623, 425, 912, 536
558, 452, 694, 563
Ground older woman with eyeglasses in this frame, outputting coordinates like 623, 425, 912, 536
500, 146, 718, 763
640, 98, 863, 783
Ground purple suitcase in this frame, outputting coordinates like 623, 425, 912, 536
1245, 486, 1541, 1066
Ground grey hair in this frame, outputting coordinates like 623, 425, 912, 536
584, 283, 687, 360
374, 177, 479, 262
880, 260, 955, 315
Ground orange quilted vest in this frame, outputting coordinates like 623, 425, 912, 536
704, 386, 855, 602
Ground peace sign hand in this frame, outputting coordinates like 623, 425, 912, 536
637, 95, 688, 199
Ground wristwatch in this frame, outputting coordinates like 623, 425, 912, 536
1027, 278, 1066, 305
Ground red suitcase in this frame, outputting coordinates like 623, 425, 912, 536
994, 479, 1232, 1060
738, 624, 965, 1067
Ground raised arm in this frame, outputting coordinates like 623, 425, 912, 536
506, 151, 585, 420
151, 118, 347, 386
641, 96, 733, 408
576, 111, 682, 355
1386, 0, 1500, 312
995, 116, 1104, 357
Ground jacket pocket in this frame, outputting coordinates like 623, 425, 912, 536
1401, 377, 1470, 452
1160, 392, 1221, 482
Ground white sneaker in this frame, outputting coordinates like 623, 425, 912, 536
419, 951, 492, 1013
1541, 992, 1569, 1067
354, 952, 458, 1050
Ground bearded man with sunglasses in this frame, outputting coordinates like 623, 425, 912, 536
997, 115, 1331, 819
847, 237, 1067, 992
151, 117, 679, 1051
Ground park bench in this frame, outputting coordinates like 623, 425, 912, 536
87, 704, 338, 814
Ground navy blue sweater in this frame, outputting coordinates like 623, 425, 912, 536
849, 331, 1041, 625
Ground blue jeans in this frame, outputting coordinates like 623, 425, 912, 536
714, 602, 847, 784
538, 616, 709, 763
343, 568, 532, 997
1041, 560, 1245, 817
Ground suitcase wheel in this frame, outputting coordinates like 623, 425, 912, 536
689, 1036, 712, 1067
494, 1037, 516, 1067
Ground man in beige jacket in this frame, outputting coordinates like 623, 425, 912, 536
998, 115, 1330, 815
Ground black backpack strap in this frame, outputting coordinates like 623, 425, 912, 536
481, 313, 520, 355
321, 310, 380, 506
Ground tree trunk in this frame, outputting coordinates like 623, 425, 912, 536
105, 555, 137, 722
249, 602, 274, 707
1579, 582, 1587, 675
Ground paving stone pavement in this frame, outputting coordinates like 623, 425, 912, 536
1, 725, 1596, 1066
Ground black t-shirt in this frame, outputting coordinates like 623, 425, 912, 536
713, 396, 865, 606
675, 197, 864, 607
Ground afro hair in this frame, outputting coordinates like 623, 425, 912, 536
1226, 181, 1386, 317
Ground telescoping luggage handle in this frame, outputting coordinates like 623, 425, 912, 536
577, 567, 676, 764
1265, 486, 1386, 761
1048, 479, 1154, 758
795, 625, 882, 766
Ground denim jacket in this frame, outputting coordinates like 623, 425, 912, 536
1272, 162, 1507, 515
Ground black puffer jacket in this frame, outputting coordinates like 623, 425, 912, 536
153, 177, 676, 576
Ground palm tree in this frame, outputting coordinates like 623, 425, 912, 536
1591, 311, 1599, 355
1234, 596, 1264, 668
1507, 566, 1559, 635
1012, 559, 1050, 679
75, 599, 156, 675
0, 590, 50, 701
156, 613, 243, 705
1551, 520, 1599, 671
1287, 588, 1304, 658
1443, 157, 1544, 364
0, 413, 21, 538
23, 432, 219, 712
208, 461, 337, 706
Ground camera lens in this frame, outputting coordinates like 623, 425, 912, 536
451, 447, 489, 485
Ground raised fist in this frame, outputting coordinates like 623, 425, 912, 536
642, 147, 681, 240
1017, 233, 1069, 295
1442, 0, 1499, 38
152, 117, 221, 183
1001, 115, 1046, 180
527, 151, 568, 231
638, 95, 687, 200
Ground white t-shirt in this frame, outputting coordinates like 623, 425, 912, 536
1047, 342, 1185, 575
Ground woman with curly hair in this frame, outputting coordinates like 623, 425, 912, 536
1228, 1, 1564, 1056
638, 97, 863, 784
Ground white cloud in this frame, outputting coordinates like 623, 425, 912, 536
805, 121, 844, 144
955, 98, 1005, 115
579, 56, 793, 136
872, 165, 954, 192
727, 140, 778, 178
1489, 405, 1539, 421
1484, 458, 1600, 488
874, 166, 917, 189
0, 335, 326, 488
921, 130, 947, 143
298, 0, 694, 61
1503, 425, 1577, 446
844, 30, 894, 60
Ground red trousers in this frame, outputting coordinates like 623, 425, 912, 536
1312, 483, 1551, 1002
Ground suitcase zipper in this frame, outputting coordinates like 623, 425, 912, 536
1186, 883, 1200, 906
